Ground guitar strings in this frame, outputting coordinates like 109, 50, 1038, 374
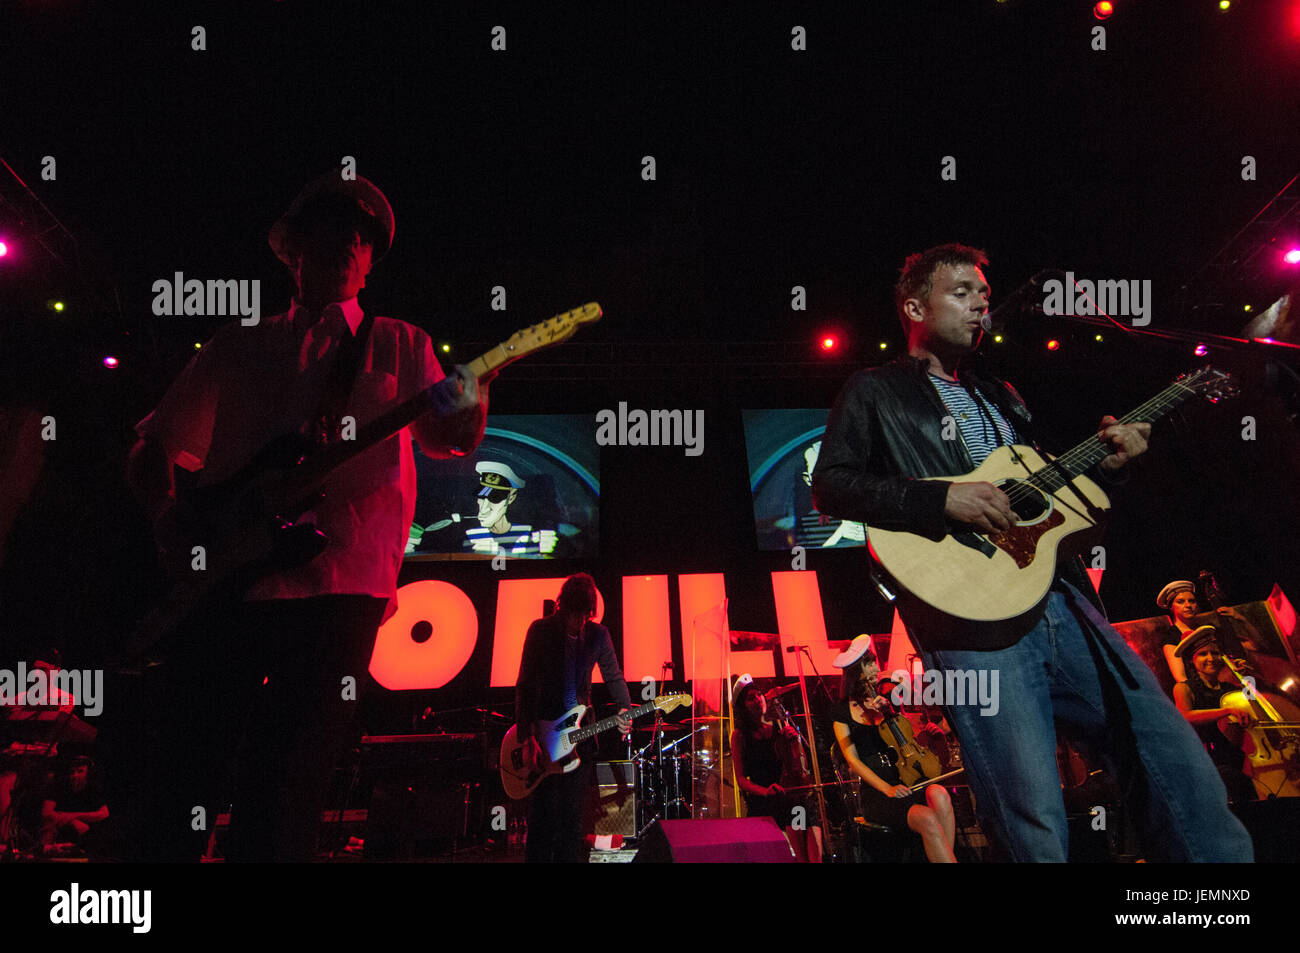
994, 380, 1198, 512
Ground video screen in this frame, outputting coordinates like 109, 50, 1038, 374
405, 414, 599, 560
742, 409, 866, 552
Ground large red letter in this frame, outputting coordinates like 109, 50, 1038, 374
369, 580, 479, 690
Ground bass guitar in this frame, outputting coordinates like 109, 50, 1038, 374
124, 303, 603, 660
866, 367, 1237, 636
500, 693, 692, 800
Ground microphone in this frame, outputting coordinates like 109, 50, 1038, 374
981, 269, 1060, 333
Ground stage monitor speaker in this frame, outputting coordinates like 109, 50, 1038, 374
632, 818, 794, 863
594, 760, 636, 837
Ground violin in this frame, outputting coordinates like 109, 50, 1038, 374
765, 695, 814, 790
860, 679, 941, 787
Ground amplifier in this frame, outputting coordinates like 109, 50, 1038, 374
594, 760, 636, 837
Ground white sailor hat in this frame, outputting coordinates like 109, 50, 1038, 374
731, 673, 755, 705
1173, 625, 1221, 660
833, 634, 876, 669
1157, 580, 1196, 610
476, 461, 525, 496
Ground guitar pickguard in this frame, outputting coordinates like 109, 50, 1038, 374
987, 511, 1065, 569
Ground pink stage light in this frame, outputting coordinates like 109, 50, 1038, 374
102, 356, 119, 369
1284, 248, 1300, 265
1194, 343, 1209, 357
0, 241, 8, 257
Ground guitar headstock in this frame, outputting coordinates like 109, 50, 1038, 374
501, 302, 602, 356
1175, 366, 1239, 404
654, 693, 693, 715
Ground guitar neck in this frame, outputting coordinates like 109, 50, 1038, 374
1025, 377, 1201, 492
567, 698, 663, 745
291, 306, 597, 494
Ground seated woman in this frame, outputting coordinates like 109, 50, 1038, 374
831, 636, 956, 863
1157, 580, 1261, 685
730, 674, 822, 862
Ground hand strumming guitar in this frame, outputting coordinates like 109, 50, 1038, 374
944, 482, 1016, 533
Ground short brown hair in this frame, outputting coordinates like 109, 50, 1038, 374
895, 243, 989, 337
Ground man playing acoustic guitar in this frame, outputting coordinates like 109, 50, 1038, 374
812, 244, 1252, 861
126, 173, 487, 861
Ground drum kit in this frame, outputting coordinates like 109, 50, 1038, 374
629, 714, 717, 834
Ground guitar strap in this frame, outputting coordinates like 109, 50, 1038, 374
314, 312, 375, 445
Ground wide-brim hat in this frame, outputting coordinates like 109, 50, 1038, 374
269, 173, 395, 266
1174, 625, 1220, 660
1157, 580, 1195, 610
833, 634, 876, 669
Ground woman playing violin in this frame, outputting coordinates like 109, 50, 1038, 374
730, 674, 823, 862
831, 636, 957, 863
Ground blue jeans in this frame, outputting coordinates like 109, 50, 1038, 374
918, 583, 1253, 862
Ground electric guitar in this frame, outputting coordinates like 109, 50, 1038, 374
500, 693, 692, 800
123, 303, 603, 660
865, 367, 1237, 633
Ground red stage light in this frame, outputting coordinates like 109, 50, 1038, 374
102, 356, 119, 369
1094, 1, 1114, 20
820, 334, 838, 352
1194, 343, 1209, 357
1284, 248, 1300, 264
1046, 339, 1061, 351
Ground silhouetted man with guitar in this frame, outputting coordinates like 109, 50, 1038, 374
126, 173, 487, 861
812, 244, 1252, 861
514, 573, 632, 862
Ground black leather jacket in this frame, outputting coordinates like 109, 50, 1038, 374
811, 355, 1108, 648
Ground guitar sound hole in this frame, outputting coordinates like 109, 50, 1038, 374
998, 480, 1049, 523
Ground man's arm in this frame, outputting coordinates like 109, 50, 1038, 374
812, 373, 950, 539
592, 625, 633, 735
515, 621, 543, 741
407, 329, 489, 459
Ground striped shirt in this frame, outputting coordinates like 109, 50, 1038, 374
928, 374, 1017, 466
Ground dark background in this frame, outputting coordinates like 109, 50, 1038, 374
3, 0, 1300, 725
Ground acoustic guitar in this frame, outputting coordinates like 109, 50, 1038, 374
866, 367, 1238, 634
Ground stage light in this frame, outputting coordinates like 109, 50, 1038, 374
102, 356, 119, 369
878, 341, 888, 350
46, 299, 65, 313
1046, 339, 1061, 351
0, 241, 7, 257
1094, 1, 1114, 20
1095, 334, 1103, 342
54, 301, 64, 312
819, 334, 839, 353
1194, 343, 1209, 357
993, 334, 1003, 343
1284, 248, 1300, 264
194, 342, 202, 350
440, 343, 451, 353
1219, 0, 1230, 9
1244, 304, 1253, 312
